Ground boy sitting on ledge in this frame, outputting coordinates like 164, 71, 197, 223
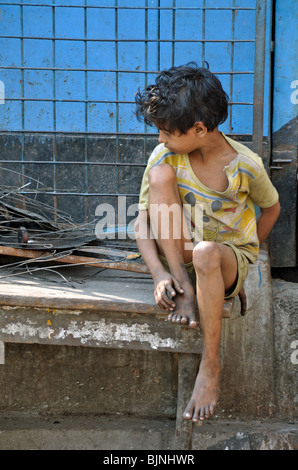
134, 63, 280, 424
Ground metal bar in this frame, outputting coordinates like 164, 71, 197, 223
144, 0, 148, 139
0, 35, 255, 43
0, 160, 147, 167
229, 0, 236, 134
143, 0, 148, 153
0, 130, 253, 137
52, 0, 57, 219
252, 0, 267, 158
202, 0, 206, 66
0, 3, 257, 10
12, 155, 293, 167
83, 0, 88, 222
172, 0, 176, 66
156, 0, 160, 71
115, 0, 120, 222
13, 192, 139, 197
1, 98, 254, 105
0, 66, 255, 75
0, 245, 150, 274
20, 1, 25, 186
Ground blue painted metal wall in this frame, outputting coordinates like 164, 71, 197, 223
0, 0, 273, 137
272, 0, 297, 133
269, 0, 298, 267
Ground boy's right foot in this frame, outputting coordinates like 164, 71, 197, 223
183, 358, 221, 423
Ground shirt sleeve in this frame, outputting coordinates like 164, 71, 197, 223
248, 165, 279, 208
138, 143, 167, 211
138, 161, 153, 211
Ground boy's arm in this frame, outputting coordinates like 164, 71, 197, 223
257, 200, 280, 244
134, 209, 164, 274
134, 210, 184, 310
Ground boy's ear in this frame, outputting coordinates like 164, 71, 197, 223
193, 121, 207, 136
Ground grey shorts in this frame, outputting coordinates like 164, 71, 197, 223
159, 242, 250, 300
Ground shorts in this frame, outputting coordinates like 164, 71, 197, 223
158, 242, 250, 300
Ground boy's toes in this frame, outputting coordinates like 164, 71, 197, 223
188, 314, 198, 328
183, 403, 194, 421
168, 312, 176, 322
169, 313, 189, 325
168, 312, 198, 327
173, 313, 187, 324
183, 410, 193, 421
179, 315, 188, 324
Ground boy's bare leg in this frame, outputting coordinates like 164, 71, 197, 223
148, 164, 198, 328
183, 242, 238, 423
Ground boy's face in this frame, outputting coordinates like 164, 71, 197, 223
157, 124, 205, 155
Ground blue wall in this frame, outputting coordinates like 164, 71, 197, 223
0, 0, 275, 137
272, 0, 298, 133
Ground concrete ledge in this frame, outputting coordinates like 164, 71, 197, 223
0, 413, 296, 450
0, 266, 233, 354
0, 414, 174, 451
192, 418, 298, 450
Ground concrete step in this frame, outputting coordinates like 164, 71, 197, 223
192, 418, 298, 450
0, 413, 297, 450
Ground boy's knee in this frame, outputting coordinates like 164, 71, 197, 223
148, 164, 176, 186
193, 241, 221, 273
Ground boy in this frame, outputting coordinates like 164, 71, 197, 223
134, 63, 280, 424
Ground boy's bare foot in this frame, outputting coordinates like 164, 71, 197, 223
168, 284, 198, 328
182, 359, 221, 423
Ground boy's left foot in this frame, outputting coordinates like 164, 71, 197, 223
182, 359, 221, 423
167, 284, 198, 328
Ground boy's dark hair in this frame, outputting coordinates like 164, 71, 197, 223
135, 62, 229, 133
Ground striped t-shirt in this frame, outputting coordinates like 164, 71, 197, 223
138, 134, 279, 263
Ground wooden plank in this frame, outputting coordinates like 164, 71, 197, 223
0, 245, 150, 274
0, 257, 235, 317
0, 244, 244, 318
0, 271, 158, 313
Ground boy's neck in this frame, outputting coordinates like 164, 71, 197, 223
189, 129, 235, 163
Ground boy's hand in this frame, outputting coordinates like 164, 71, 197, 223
153, 272, 184, 311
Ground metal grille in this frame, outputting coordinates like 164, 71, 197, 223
0, 0, 269, 225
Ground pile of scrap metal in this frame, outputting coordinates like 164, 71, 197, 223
0, 183, 148, 279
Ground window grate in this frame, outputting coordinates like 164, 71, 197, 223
0, 0, 268, 224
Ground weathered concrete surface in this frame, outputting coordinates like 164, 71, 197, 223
220, 255, 298, 420
0, 413, 296, 450
0, 247, 297, 449
272, 279, 298, 417
220, 248, 276, 417
0, 345, 178, 418
0, 414, 175, 451
192, 418, 298, 450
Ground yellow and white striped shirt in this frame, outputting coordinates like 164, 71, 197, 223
138, 134, 279, 263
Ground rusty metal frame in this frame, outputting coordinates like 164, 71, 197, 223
253, 0, 267, 158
